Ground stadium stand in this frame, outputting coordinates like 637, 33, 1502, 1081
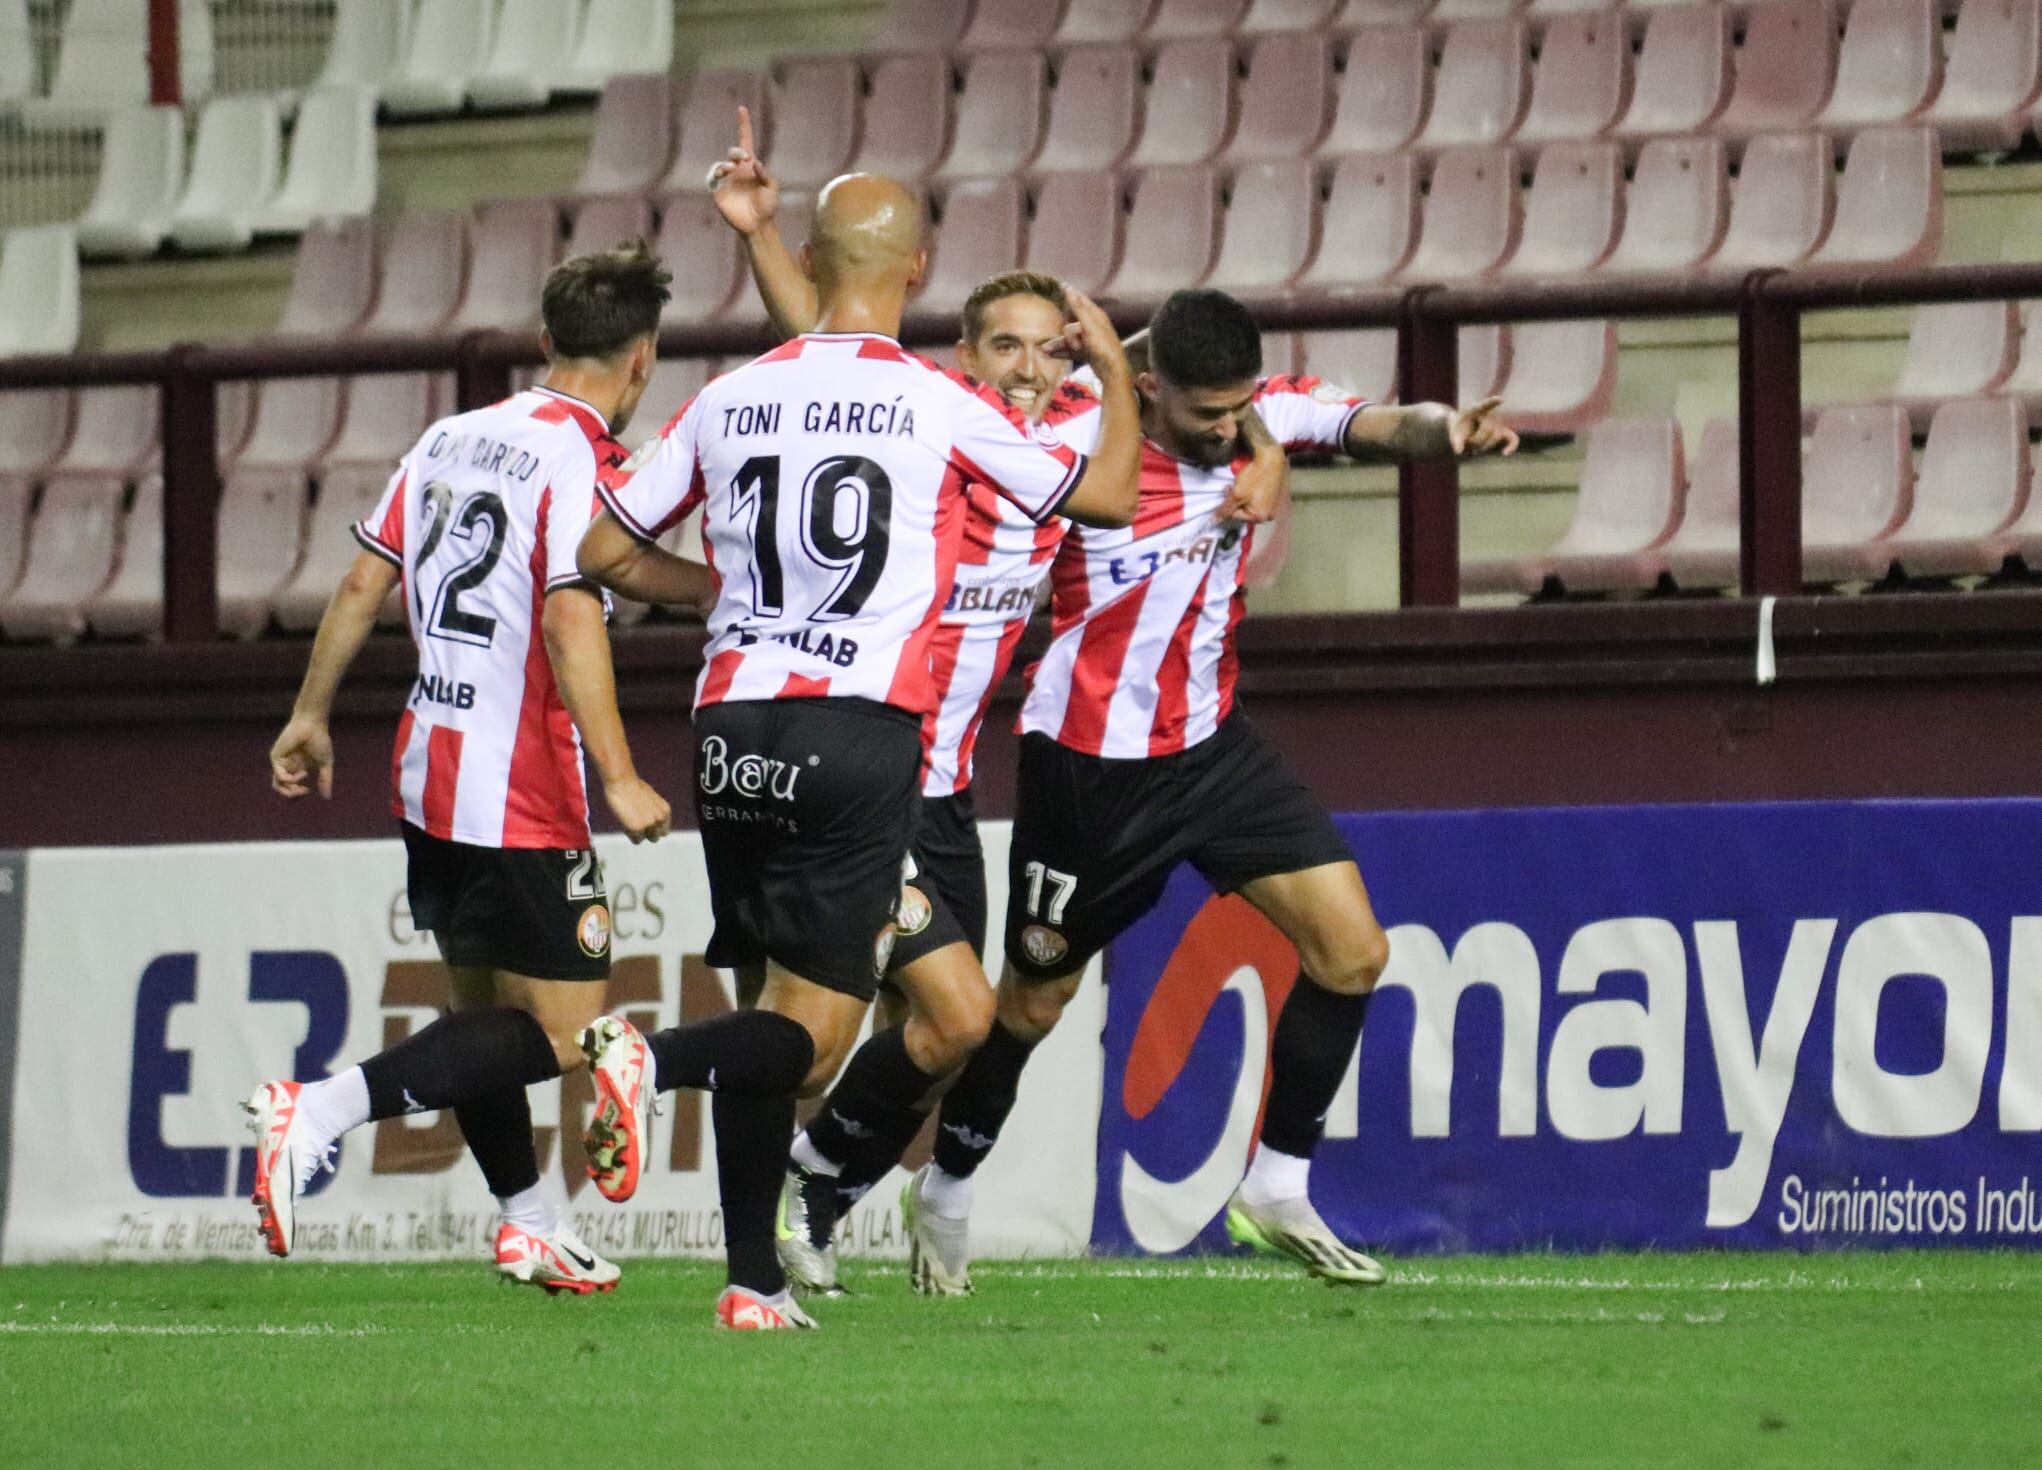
960, 0, 1068, 48
1886, 302, 2020, 428
1807, 126, 1942, 267
1502, 141, 1621, 276
450, 198, 557, 331
661, 69, 770, 194
652, 193, 743, 324
1402, 146, 1520, 281
849, 53, 954, 181
920, 177, 1026, 312
1029, 45, 1141, 174
564, 74, 678, 202
1107, 165, 1222, 298
933, 50, 1050, 182
762, 57, 861, 189
1024, 170, 1123, 295
23, 0, 212, 126
361, 212, 469, 334
1209, 159, 1317, 295
1298, 153, 1417, 289
382, 0, 496, 117
1600, 137, 1728, 273
275, 216, 378, 339
1516, 12, 1628, 146
1322, 25, 1428, 156
168, 95, 284, 253
865, 0, 975, 51
1800, 403, 1915, 584
1715, 0, 1837, 145
468, 0, 583, 112
1298, 328, 1398, 401
0, 0, 29, 108
0, 225, 80, 355
256, 87, 379, 236
315, 0, 413, 94
561, 0, 676, 94
1706, 131, 1833, 273
1224, 32, 1335, 162
1126, 38, 1235, 168
1816, 0, 1941, 136
74, 106, 186, 260
1616, 4, 1732, 142
1882, 394, 2030, 577
1149, 0, 1254, 37
1494, 319, 1618, 433
1659, 417, 1743, 589
1925, 0, 2040, 152
1413, 18, 1529, 152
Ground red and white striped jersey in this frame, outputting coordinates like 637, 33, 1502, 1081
920, 379, 1098, 797
1020, 374, 1365, 759
354, 386, 624, 849
600, 331, 1086, 717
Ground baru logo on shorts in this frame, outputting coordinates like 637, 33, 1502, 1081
897, 884, 933, 938
1021, 924, 1068, 968
873, 921, 899, 979
577, 904, 612, 958
698, 735, 806, 801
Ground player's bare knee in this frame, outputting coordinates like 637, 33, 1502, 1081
1307, 925, 1390, 997
909, 982, 995, 1073
997, 968, 1079, 1042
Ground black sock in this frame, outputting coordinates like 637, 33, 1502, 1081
833, 1106, 933, 1211
930, 1018, 1037, 1179
803, 1025, 939, 1171
454, 1087, 540, 1200
360, 1006, 560, 1121
1260, 972, 1371, 1159
647, 1010, 815, 1097
716, 1090, 795, 1294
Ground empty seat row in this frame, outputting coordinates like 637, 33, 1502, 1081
355, 0, 673, 116
10, 0, 213, 125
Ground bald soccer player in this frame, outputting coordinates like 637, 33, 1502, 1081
572, 173, 1144, 1329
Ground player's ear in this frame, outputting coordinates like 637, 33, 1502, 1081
1136, 369, 1161, 401
906, 246, 929, 290
633, 333, 657, 386
955, 338, 977, 378
538, 327, 556, 363
797, 241, 816, 281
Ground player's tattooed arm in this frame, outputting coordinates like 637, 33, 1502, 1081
270, 549, 400, 800
542, 586, 671, 843
710, 105, 819, 341
576, 510, 715, 613
1222, 406, 1290, 526
1344, 396, 1519, 463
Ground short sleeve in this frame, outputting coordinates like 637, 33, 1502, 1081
1253, 375, 1368, 454
598, 397, 707, 543
350, 464, 407, 566
944, 378, 1088, 524
543, 436, 604, 591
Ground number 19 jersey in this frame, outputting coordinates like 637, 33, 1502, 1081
353, 386, 623, 849
601, 331, 1086, 717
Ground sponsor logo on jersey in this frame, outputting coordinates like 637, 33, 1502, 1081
698, 735, 807, 801
577, 904, 612, 958
897, 884, 933, 938
1021, 924, 1068, 968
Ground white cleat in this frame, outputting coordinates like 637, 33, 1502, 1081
242, 1080, 333, 1259
494, 1221, 621, 1295
1224, 1189, 1388, 1286
714, 1284, 818, 1330
776, 1164, 843, 1296
902, 1165, 973, 1297
579, 1016, 657, 1203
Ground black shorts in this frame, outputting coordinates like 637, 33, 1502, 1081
401, 822, 612, 981
695, 697, 922, 1001
1003, 712, 1354, 980
891, 788, 989, 971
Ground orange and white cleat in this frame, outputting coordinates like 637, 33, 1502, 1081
494, 1221, 621, 1295
714, 1284, 818, 1331
578, 1016, 657, 1203
242, 1079, 332, 1258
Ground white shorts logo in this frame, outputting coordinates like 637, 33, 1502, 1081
897, 884, 933, 938
698, 735, 805, 801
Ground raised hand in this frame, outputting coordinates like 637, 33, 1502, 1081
707, 105, 779, 237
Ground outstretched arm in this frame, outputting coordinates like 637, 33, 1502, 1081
270, 549, 399, 799
577, 512, 717, 612
709, 105, 818, 341
1343, 395, 1519, 463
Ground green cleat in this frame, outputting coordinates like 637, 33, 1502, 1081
1224, 1189, 1388, 1286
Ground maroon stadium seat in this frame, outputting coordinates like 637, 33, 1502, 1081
1930, 0, 2040, 153
1320, 26, 1428, 156
1800, 403, 1914, 583
921, 178, 1026, 313
853, 53, 954, 183
324, 372, 446, 468
1985, 438, 2042, 571
655, 192, 744, 325
1298, 329, 1398, 401
1055, 0, 1156, 45
452, 199, 559, 332
0, 475, 126, 642
1461, 322, 1511, 399
1226, 32, 1334, 162
1415, 18, 1529, 152
362, 212, 468, 335
1128, 38, 1237, 167
1297, 153, 1418, 289
1209, 159, 1317, 294
1817, 0, 1940, 136
1494, 319, 1618, 434
1715, 0, 1839, 144
1503, 141, 1620, 276
766, 58, 861, 190
1808, 126, 1942, 268
935, 50, 1050, 182
624, 357, 716, 451
0, 389, 75, 476
1146, 0, 1252, 37
270, 467, 391, 633
1660, 418, 1740, 589
1241, 0, 1339, 30
1027, 172, 1124, 295
83, 473, 162, 638
720, 190, 818, 328
215, 467, 309, 639
1888, 302, 2020, 429
1260, 331, 1300, 375
1995, 301, 2042, 418
566, 195, 654, 260
1404, 146, 1521, 280
1617, 4, 1732, 142
1105, 165, 1221, 299
236, 379, 346, 472
1516, 11, 1628, 146
1601, 137, 1728, 274
1709, 132, 1835, 273
567, 74, 678, 202
1033, 46, 1142, 174
662, 69, 769, 195
1883, 396, 2031, 577
276, 216, 376, 339
866, 0, 974, 51
961, 0, 1066, 50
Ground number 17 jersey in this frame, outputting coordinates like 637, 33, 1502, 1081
601, 331, 1086, 717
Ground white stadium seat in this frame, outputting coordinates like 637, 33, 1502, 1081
255, 86, 379, 235
316, 0, 414, 93
168, 95, 284, 253
561, 0, 675, 95
469, 0, 584, 111
0, 226, 82, 357
22, 0, 213, 127
382, 0, 497, 118
75, 106, 187, 261
1, 0, 32, 105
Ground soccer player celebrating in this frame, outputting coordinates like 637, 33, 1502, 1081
572, 172, 1143, 1329
250, 243, 680, 1294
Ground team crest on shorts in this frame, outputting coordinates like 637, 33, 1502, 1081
1021, 924, 1068, 967
896, 884, 933, 937
576, 904, 612, 958
873, 921, 899, 978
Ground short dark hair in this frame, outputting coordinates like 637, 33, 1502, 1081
1147, 288, 1262, 389
961, 270, 1069, 343
541, 238, 672, 360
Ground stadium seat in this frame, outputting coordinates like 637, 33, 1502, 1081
1026, 172, 1124, 296
1715, 0, 1840, 143
1260, 332, 1301, 375
661, 69, 769, 195
256, 86, 378, 236
1463, 416, 1685, 594
1128, 39, 1237, 167
1800, 403, 1915, 583
325, 373, 446, 469
467, 0, 580, 111
1616, 4, 1732, 142
382, 0, 496, 117
0, 476, 125, 642
1147, 0, 1253, 37
1816, 0, 1941, 135
1494, 319, 1618, 433
85, 476, 163, 639
1461, 323, 1511, 399
1298, 329, 1399, 400
560, 0, 673, 94
215, 468, 309, 639
362, 212, 469, 334
0, 476, 31, 598
1881, 396, 2030, 577
695, 186, 816, 332
961, 0, 1067, 49
0, 225, 81, 357
851, 53, 954, 181
653, 194, 743, 325
1209, 159, 1318, 294
765, 58, 861, 189
275, 216, 378, 339
1433, 0, 1528, 17
75, 106, 186, 261
1928, 0, 2040, 153
235, 380, 346, 472
1242, 0, 1339, 29
167, 95, 284, 253
1502, 141, 1620, 276
1887, 302, 2020, 428
451, 200, 558, 332
1403, 146, 1521, 281
1600, 136, 1728, 273
1807, 127, 1941, 267
1297, 153, 1418, 289
1528, 0, 1617, 13
1515, 11, 1629, 146
0, 391, 74, 477
623, 358, 716, 452
935, 51, 1050, 182
1320, 26, 1429, 156
1106, 166, 1221, 299
1334, 0, 1439, 21
1709, 131, 1835, 273
866, 0, 974, 51
1225, 33, 1335, 162
921, 179, 1026, 313
1984, 439, 2042, 571
1994, 300, 2042, 417
49, 386, 159, 479
1660, 417, 1740, 589
566, 196, 653, 259
1031, 46, 1142, 174
1414, 19, 1529, 152
1055, 0, 1157, 45
23, 0, 212, 126
0, 0, 29, 106
269, 466, 396, 632
317, 0, 412, 92
565, 75, 679, 202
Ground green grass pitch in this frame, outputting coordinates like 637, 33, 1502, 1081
2, 1252, 2037, 1469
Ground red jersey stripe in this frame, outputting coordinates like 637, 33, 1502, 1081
1148, 565, 1212, 757
501, 494, 591, 847
422, 724, 464, 839
779, 672, 834, 698
699, 647, 745, 705
1056, 578, 1149, 753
